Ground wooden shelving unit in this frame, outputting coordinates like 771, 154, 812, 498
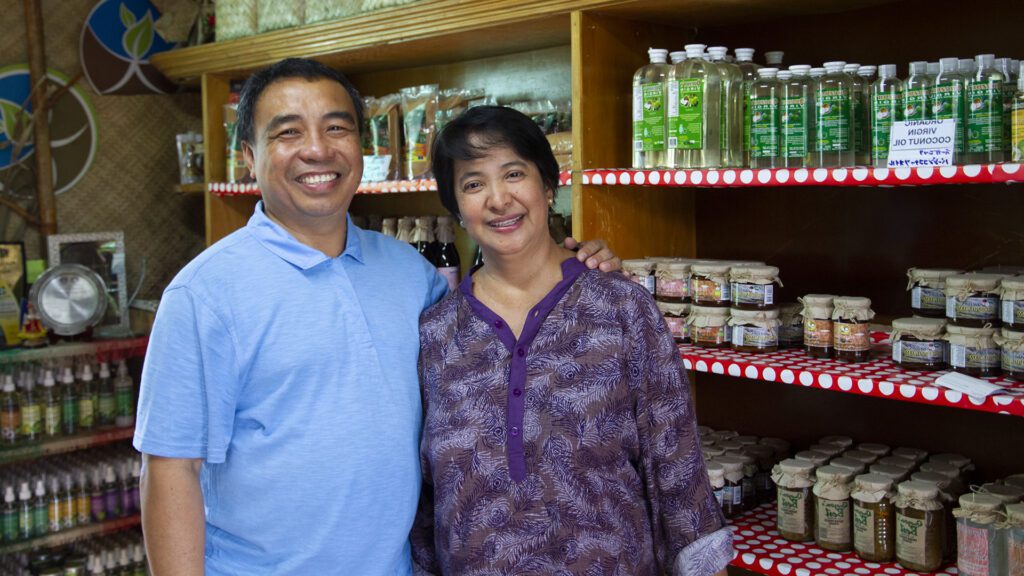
0, 515, 140, 556
0, 427, 136, 466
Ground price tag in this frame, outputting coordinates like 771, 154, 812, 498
361, 155, 392, 183
887, 119, 956, 168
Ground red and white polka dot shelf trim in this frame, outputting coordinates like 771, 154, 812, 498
208, 172, 571, 197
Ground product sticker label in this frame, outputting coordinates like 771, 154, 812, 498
733, 283, 773, 306
667, 80, 680, 150
675, 78, 705, 150
731, 485, 743, 507
781, 96, 808, 158
438, 267, 459, 292
904, 87, 929, 121
853, 506, 876, 554
48, 503, 61, 531
1003, 349, 1024, 374
815, 87, 852, 152
20, 404, 41, 436
749, 93, 780, 158
931, 82, 965, 154
695, 278, 729, 303
44, 405, 61, 435
634, 83, 666, 152
872, 92, 902, 160
957, 522, 991, 575
894, 340, 947, 365
804, 318, 833, 348
664, 316, 687, 341
732, 325, 779, 348
1003, 299, 1024, 324
834, 321, 870, 352
1013, 98, 1024, 162
0, 410, 17, 441
405, 109, 429, 162
950, 344, 1001, 369
714, 487, 725, 508
966, 81, 1004, 153
628, 273, 656, 295
77, 496, 90, 524
912, 286, 945, 311
1009, 533, 1024, 576
695, 326, 728, 346
78, 398, 94, 428
897, 515, 928, 564
98, 395, 115, 422
778, 489, 808, 534
817, 498, 852, 546
657, 278, 689, 299
743, 82, 752, 155
949, 295, 999, 320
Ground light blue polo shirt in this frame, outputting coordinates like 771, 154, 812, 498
134, 202, 448, 575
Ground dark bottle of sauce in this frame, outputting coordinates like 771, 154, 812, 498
435, 216, 461, 291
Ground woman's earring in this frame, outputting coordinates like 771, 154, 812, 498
458, 218, 465, 228
548, 197, 554, 207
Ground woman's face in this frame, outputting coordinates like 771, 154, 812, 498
454, 143, 552, 260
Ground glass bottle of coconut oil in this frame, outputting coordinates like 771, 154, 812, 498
633, 48, 671, 169
708, 46, 744, 167
735, 48, 761, 167
813, 61, 855, 167
668, 44, 721, 168
965, 54, 1006, 164
781, 65, 813, 168
932, 57, 965, 164
748, 68, 781, 168
871, 64, 903, 168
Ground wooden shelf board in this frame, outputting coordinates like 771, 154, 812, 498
0, 427, 135, 466
0, 515, 140, 555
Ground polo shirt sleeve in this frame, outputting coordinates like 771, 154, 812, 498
133, 285, 240, 464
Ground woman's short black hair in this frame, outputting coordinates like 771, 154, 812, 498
432, 105, 560, 219
235, 57, 364, 146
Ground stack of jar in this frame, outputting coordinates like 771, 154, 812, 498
699, 427, 791, 521
800, 295, 876, 362
901, 269, 1024, 379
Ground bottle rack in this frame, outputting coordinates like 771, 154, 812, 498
0, 515, 141, 556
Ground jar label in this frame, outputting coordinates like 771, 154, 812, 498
853, 506, 876, 554
904, 86, 929, 121
1003, 348, 1024, 373
1009, 532, 1024, 576
733, 283, 774, 306
965, 81, 1004, 154
669, 78, 705, 150
742, 477, 757, 506
912, 286, 945, 312
714, 487, 725, 508
657, 278, 689, 299
0, 410, 16, 442
628, 273, 656, 295
896, 514, 930, 566
872, 91, 901, 160
730, 485, 743, 507
695, 325, 729, 346
664, 315, 687, 341
948, 295, 999, 321
816, 498, 852, 546
781, 95, 808, 158
633, 83, 666, 152
834, 321, 870, 352
732, 325, 779, 348
778, 488, 809, 534
1003, 299, 1024, 324
695, 278, 729, 303
804, 318, 834, 348
932, 81, 965, 154
815, 86, 851, 152
951, 344, 1000, 369
956, 522, 991, 575
749, 93, 780, 158
893, 340, 947, 365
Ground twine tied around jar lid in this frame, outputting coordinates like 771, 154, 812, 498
906, 268, 964, 291
771, 458, 816, 489
686, 306, 731, 327
944, 324, 998, 347
945, 273, 1006, 301
813, 465, 855, 500
891, 317, 947, 342
728, 308, 781, 328
999, 277, 1024, 301
715, 455, 745, 483
894, 480, 943, 511
832, 296, 875, 322
851, 473, 895, 503
953, 493, 1005, 525
799, 294, 836, 319
655, 261, 691, 279
995, 328, 1024, 351
728, 265, 783, 286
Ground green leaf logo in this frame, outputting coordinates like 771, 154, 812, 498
123, 11, 154, 60
0, 101, 31, 144
120, 3, 136, 28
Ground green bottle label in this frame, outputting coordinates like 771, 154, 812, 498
931, 82, 964, 153
742, 82, 752, 153
749, 93, 780, 158
781, 96, 808, 158
852, 96, 865, 154
78, 397, 94, 428
633, 83, 666, 152
62, 396, 77, 432
815, 88, 852, 151
44, 405, 61, 436
1013, 98, 1024, 162
116, 389, 133, 418
966, 80, 1004, 153
21, 404, 41, 436
674, 78, 704, 149
904, 87, 929, 120
1, 511, 16, 541
98, 394, 115, 424
33, 506, 47, 536
872, 92, 902, 160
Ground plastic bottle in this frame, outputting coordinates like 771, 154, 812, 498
60, 367, 78, 436
871, 65, 904, 168
734, 48, 761, 166
1, 373, 20, 444
17, 482, 32, 540
97, 362, 115, 428
1013, 61, 1024, 162
114, 360, 135, 428
809, 67, 826, 79
632, 48, 671, 169
997, 57, 1016, 157
932, 57, 966, 164
964, 54, 1006, 164
781, 65, 813, 168
61, 474, 76, 530
813, 61, 855, 167
104, 464, 121, 518
119, 461, 134, 516
76, 470, 91, 526
19, 372, 41, 442
131, 544, 146, 576
1, 485, 16, 543
47, 476, 62, 533
765, 51, 784, 67
434, 216, 460, 292
748, 67, 782, 168
105, 549, 119, 575
904, 61, 932, 121
32, 478, 47, 537
669, 43, 722, 168
91, 466, 107, 522
845, 63, 869, 165
90, 554, 107, 576
41, 370, 61, 438
78, 363, 95, 431
708, 46, 744, 167
856, 66, 877, 165
858, 65, 878, 84
959, 58, 977, 79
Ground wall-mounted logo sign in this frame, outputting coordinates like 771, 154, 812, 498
80, 0, 178, 95
0, 65, 98, 195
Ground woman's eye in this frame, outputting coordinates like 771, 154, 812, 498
462, 181, 482, 193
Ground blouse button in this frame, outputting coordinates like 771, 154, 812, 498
494, 320, 503, 329
517, 348, 525, 357
510, 426, 520, 437
512, 388, 522, 397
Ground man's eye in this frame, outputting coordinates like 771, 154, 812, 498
507, 171, 525, 179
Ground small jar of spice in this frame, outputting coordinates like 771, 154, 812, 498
953, 493, 1006, 576
657, 301, 691, 343
622, 259, 657, 294
995, 328, 1024, 381
716, 455, 745, 518
945, 273, 1006, 327
691, 263, 732, 307
730, 265, 782, 310
895, 480, 945, 573
814, 465, 856, 552
801, 294, 837, 359
907, 268, 963, 318
655, 261, 692, 303
688, 306, 731, 348
833, 297, 875, 363
778, 303, 804, 349
729, 308, 781, 353
773, 458, 816, 542
852, 473, 897, 562
892, 317, 949, 371
1000, 277, 1024, 331
945, 325, 1001, 378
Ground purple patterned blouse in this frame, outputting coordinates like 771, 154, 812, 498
412, 258, 732, 576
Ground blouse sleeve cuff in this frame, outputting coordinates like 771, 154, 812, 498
672, 527, 735, 576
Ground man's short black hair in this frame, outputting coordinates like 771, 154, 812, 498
235, 57, 364, 145
432, 105, 560, 219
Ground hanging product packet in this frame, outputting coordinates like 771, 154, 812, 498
401, 84, 440, 180
435, 88, 486, 132
366, 93, 401, 181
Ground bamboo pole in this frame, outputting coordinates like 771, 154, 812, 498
23, 0, 57, 237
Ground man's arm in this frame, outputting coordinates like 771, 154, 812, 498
141, 454, 205, 576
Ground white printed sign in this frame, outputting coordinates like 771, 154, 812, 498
361, 155, 392, 183
887, 119, 956, 168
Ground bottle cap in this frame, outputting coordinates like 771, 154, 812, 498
788, 64, 811, 74
823, 61, 846, 72
100, 362, 111, 378
975, 53, 995, 68
118, 360, 129, 376
104, 465, 116, 483
809, 67, 826, 77
19, 482, 30, 500
35, 478, 45, 496
4, 486, 13, 503
909, 61, 927, 74
777, 70, 792, 81
707, 46, 728, 59
939, 57, 958, 72
765, 50, 784, 65
843, 63, 861, 73
2, 374, 13, 393
670, 51, 686, 64
62, 367, 74, 385
878, 64, 897, 78
685, 44, 706, 57
43, 370, 55, 388
927, 62, 939, 75
82, 363, 94, 381
133, 544, 144, 563
647, 48, 669, 62
958, 58, 976, 73
734, 48, 755, 61
757, 67, 778, 78
857, 65, 876, 76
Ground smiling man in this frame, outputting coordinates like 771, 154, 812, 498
133, 58, 618, 576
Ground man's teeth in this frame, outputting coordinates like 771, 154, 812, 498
299, 173, 337, 184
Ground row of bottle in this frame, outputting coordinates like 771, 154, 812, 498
632, 46, 1024, 169
0, 359, 136, 445
0, 528, 147, 576
1, 444, 141, 543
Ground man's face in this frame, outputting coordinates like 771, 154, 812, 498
243, 77, 363, 235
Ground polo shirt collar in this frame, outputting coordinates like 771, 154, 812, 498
247, 201, 365, 269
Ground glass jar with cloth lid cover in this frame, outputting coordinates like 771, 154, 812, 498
715, 455, 746, 518
688, 305, 731, 348
801, 294, 836, 358
730, 265, 782, 310
954, 493, 1007, 576
995, 328, 1024, 381
778, 303, 804, 348
852, 473, 897, 562
1006, 503, 1024, 576
655, 260, 692, 303
657, 301, 690, 343
907, 268, 963, 318
912, 471, 958, 562
895, 480, 945, 572
706, 461, 727, 508
814, 465, 857, 551
692, 262, 732, 307
892, 317, 948, 371
999, 277, 1024, 331
945, 324, 1001, 377
623, 259, 657, 294
945, 273, 1007, 327
773, 458, 817, 542
833, 297, 875, 362
729, 308, 781, 353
